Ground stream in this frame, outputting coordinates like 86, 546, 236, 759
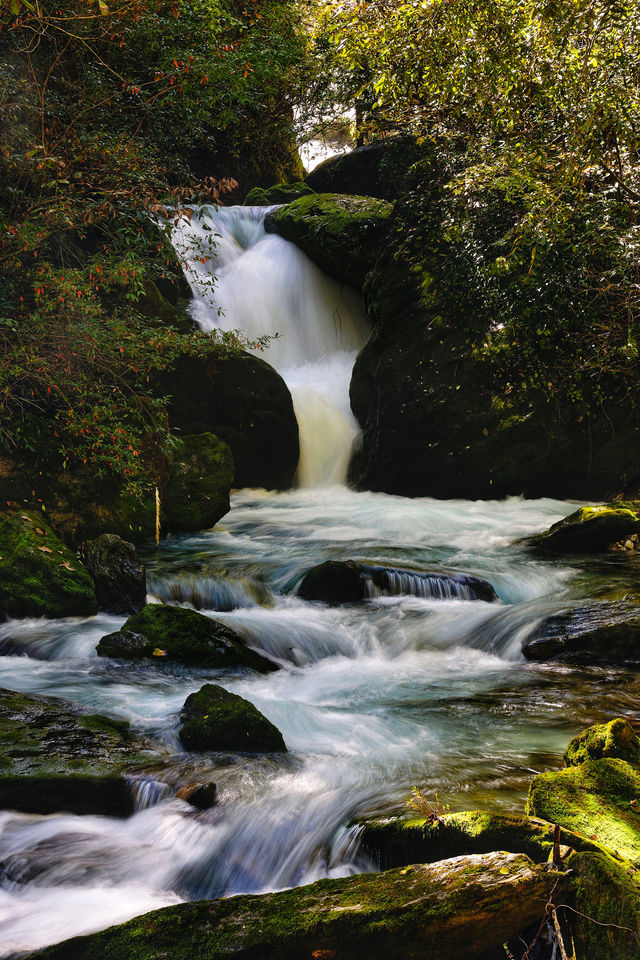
1, 207, 639, 955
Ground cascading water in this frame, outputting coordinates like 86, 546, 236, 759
170, 204, 370, 486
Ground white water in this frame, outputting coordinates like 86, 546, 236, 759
171, 205, 370, 486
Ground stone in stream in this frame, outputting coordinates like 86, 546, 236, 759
97, 604, 277, 673
564, 718, 640, 769
178, 683, 286, 754
0, 687, 162, 817
161, 433, 234, 535
297, 559, 498, 604
82, 533, 146, 615
527, 502, 640, 553
0, 509, 97, 620
18, 850, 572, 960
521, 600, 640, 666
176, 781, 218, 810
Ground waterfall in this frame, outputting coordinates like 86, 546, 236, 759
170, 205, 370, 488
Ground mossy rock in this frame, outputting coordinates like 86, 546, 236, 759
243, 181, 316, 206
359, 810, 603, 872
529, 503, 640, 553
82, 533, 146, 615
305, 136, 424, 200
162, 433, 234, 534
522, 600, 640, 666
179, 683, 286, 753
564, 719, 640, 769
265, 193, 393, 288
20, 851, 573, 960
569, 849, 640, 960
97, 604, 276, 673
0, 687, 161, 816
527, 758, 640, 864
0, 510, 97, 620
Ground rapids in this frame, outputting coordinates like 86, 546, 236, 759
1, 208, 639, 954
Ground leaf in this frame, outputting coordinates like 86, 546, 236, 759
37, 546, 53, 553
59, 560, 74, 570
9, 0, 20, 15
152, 648, 168, 657
98, 0, 109, 13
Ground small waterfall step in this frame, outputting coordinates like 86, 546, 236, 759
296, 560, 498, 604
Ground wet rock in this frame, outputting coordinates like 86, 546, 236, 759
521, 600, 640, 666
21, 850, 572, 960
0, 688, 161, 816
179, 683, 286, 753
297, 560, 497, 604
0, 510, 97, 620
265, 193, 393, 289
82, 534, 146, 615
243, 181, 316, 205
305, 136, 423, 199
564, 719, 640, 769
568, 849, 640, 960
157, 351, 299, 490
176, 781, 217, 810
161, 433, 234, 535
97, 604, 276, 673
528, 503, 640, 553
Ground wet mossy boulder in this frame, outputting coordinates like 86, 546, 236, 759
179, 683, 286, 753
527, 758, 640, 865
564, 719, 640, 769
265, 193, 393, 289
522, 600, 640, 666
82, 534, 146, 615
297, 560, 497, 604
21, 851, 572, 960
156, 351, 299, 490
243, 181, 316, 206
529, 503, 640, 553
305, 136, 423, 200
0, 510, 97, 620
161, 433, 234, 534
97, 604, 276, 673
569, 849, 640, 960
0, 687, 161, 816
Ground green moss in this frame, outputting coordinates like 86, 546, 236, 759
243, 182, 316, 205
97, 604, 277, 673
0, 509, 97, 619
531, 502, 640, 553
569, 850, 640, 960
527, 758, 640, 864
162, 432, 234, 535
79, 714, 131, 737
179, 683, 286, 753
564, 718, 640, 768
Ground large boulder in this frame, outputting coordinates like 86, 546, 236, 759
569, 850, 640, 960
564, 718, 640, 769
0, 687, 161, 816
97, 604, 276, 673
265, 193, 392, 289
0, 510, 97, 620
156, 351, 299, 490
521, 600, 640, 666
305, 136, 423, 199
178, 683, 286, 753
82, 534, 146, 615
161, 433, 234, 535
528, 502, 640, 553
297, 560, 497, 604
243, 181, 316, 206
20, 851, 572, 960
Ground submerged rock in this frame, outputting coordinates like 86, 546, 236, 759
0, 687, 160, 816
564, 718, 640, 768
265, 193, 393, 289
97, 605, 276, 673
161, 433, 234, 534
528, 503, 640, 553
21, 850, 571, 960
521, 600, 640, 666
178, 683, 286, 753
0, 510, 97, 620
297, 560, 498, 604
243, 181, 316, 205
82, 534, 146, 615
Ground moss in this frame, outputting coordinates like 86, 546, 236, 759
243, 182, 316, 205
79, 714, 131, 736
564, 718, 640, 769
530, 502, 640, 553
161, 433, 234, 535
0, 509, 97, 619
569, 850, 640, 960
97, 604, 277, 673
527, 758, 640, 864
179, 683, 286, 753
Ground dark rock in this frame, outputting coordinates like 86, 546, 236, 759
564, 719, 640, 769
161, 433, 234, 534
82, 534, 146, 615
522, 600, 640, 665
0, 510, 97, 620
20, 851, 573, 960
243, 181, 316, 205
265, 193, 392, 289
0, 688, 161, 816
156, 351, 299, 490
305, 136, 423, 199
297, 560, 497, 604
569, 850, 640, 960
178, 683, 286, 753
528, 503, 640, 553
176, 781, 217, 810
97, 604, 276, 673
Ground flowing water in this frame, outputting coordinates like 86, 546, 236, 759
1, 208, 640, 954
